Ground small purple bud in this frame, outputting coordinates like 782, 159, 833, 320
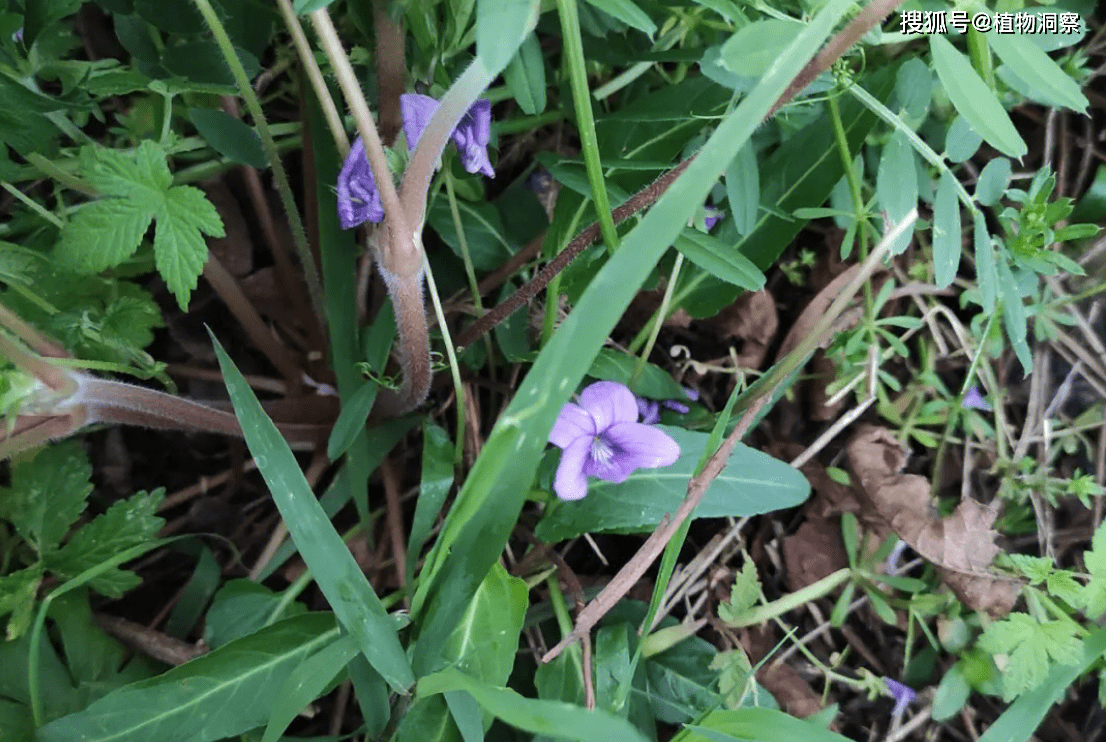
885, 678, 916, 716
336, 137, 385, 229
962, 386, 992, 411
704, 205, 724, 231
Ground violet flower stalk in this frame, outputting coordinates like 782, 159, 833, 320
549, 381, 680, 501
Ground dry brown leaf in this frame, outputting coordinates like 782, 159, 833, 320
783, 518, 849, 592
757, 663, 824, 719
846, 426, 1020, 617
702, 289, 779, 369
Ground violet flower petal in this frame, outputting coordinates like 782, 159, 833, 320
704, 205, 724, 231
400, 93, 439, 152
549, 402, 595, 448
452, 99, 494, 177
554, 436, 592, 501
579, 381, 639, 431
637, 397, 661, 425
582, 435, 637, 484
662, 400, 690, 414
885, 678, 916, 716
962, 386, 992, 411
603, 422, 681, 470
337, 137, 385, 228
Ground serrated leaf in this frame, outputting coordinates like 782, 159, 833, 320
1, 442, 92, 555
930, 35, 1027, 159
987, 32, 1088, 114
932, 172, 961, 288
154, 185, 225, 309
1046, 570, 1083, 607
44, 490, 165, 598
718, 560, 759, 624
0, 566, 44, 640
978, 613, 1082, 701
56, 199, 155, 274
1008, 554, 1051, 585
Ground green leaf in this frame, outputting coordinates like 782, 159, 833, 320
154, 184, 225, 309
987, 31, 1088, 114
261, 635, 359, 742
932, 172, 961, 288
36, 613, 341, 742
587, 348, 687, 401
720, 20, 805, 77
725, 143, 759, 237
293, 0, 339, 13
930, 35, 1027, 159
444, 563, 527, 686
876, 129, 917, 256
476, 0, 540, 72
0, 77, 63, 158
975, 158, 1012, 207
717, 560, 759, 623
44, 490, 164, 598
0, 567, 44, 640
685, 708, 854, 742
203, 580, 306, 649
996, 258, 1031, 374
54, 142, 224, 310
327, 379, 379, 461
1, 442, 92, 556
536, 427, 809, 541
931, 663, 971, 721
974, 211, 997, 312
977, 613, 1082, 701
673, 229, 766, 290
1082, 521, 1106, 618
419, 668, 650, 742
503, 33, 547, 116
581, 0, 656, 36
1008, 555, 1052, 585
188, 108, 267, 168
408, 422, 456, 585
944, 115, 983, 164
212, 335, 415, 693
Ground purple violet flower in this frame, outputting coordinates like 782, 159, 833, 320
401, 93, 495, 177
638, 387, 698, 419
549, 381, 680, 501
704, 205, 724, 231
885, 678, 916, 716
962, 386, 992, 412
336, 94, 496, 229
336, 137, 385, 228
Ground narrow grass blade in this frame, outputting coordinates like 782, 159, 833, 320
212, 334, 414, 692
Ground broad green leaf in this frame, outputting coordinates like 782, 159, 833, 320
725, 143, 759, 237
987, 32, 1087, 113
0, 77, 64, 157
212, 337, 415, 692
408, 422, 456, 585
203, 580, 307, 650
420, 668, 650, 742
996, 259, 1031, 374
293, 0, 338, 12
0, 442, 91, 556
444, 562, 527, 686
536, 427, 809, 541
973, 211, 997, 312
0, 698, 33, 742
720, 20, 805, 77
587, 348, 688, 401
188, 108, 267, 168
876, 129, 917, 255
929, 35, 1027, 159
428, 198, 514, 272
165, 546, 221, 638
685, 708, 854, 742
1082, 521, 1106, 619
975, 158, 1011, 206
932, 172, 961, 288
931, 663, 971, 721
44, 489, 165, 598
261, 635, 359, 742
894, 57, 933, 121
327, 379, 380, 461
408, 0, 854, 677
476, 0, 540, 72
582, 0, 656, 36
36, 613, 341, 742
673, 229, 766, 290
503, 33, 546, 115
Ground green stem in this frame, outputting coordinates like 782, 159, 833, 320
634, 252, 683, 385
445, 172, 484, 313
191, 0, 326, 323
827, 95, 873, 317
1, 183, 63, 229
930, 305, 999, 497
556, 0, 619, 252
422, 255, 467, 465
276, 0, 348, 154
725, 568, 852, 627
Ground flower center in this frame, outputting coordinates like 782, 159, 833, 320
590, 435, 616, 466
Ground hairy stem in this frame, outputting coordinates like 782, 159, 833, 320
371, 269, 431, 416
